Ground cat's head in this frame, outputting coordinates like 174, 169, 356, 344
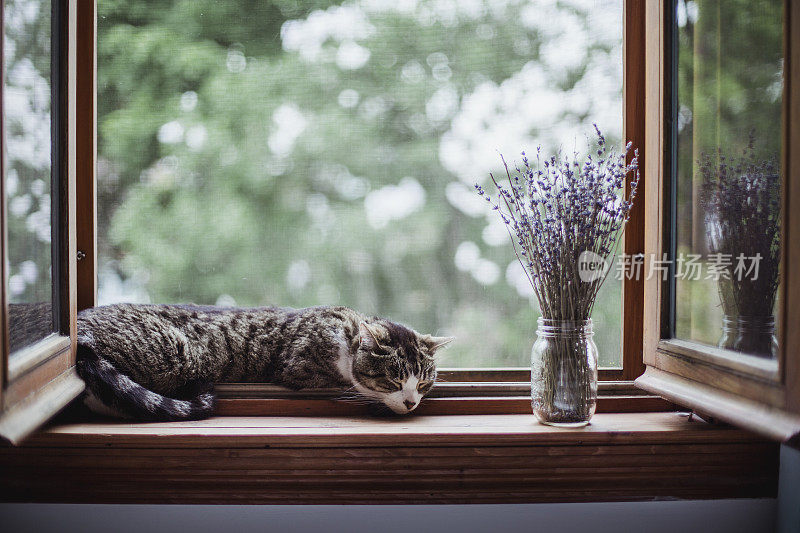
352, 320, 453, 414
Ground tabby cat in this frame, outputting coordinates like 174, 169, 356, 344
76, 304, 453, 421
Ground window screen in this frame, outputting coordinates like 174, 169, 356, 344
97, 0, 623, 368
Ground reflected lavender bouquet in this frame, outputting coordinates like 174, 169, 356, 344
699, 138, 780, 357
699, 140, 780, 320
475, 126, 639, 321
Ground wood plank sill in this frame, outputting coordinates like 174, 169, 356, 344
0, 412, 779, 504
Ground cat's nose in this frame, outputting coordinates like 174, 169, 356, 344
403, 399, 416, 410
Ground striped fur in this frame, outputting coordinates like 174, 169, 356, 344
77, 344, 215, 421
76, 304, 453, 420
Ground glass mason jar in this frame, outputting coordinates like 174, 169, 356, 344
717, 315, 738, 351
718, 315, 778, 359
531, 318, 598, 427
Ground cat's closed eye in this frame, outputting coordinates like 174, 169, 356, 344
374, 379, 402, 392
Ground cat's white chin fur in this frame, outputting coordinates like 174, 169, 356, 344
384, 375, 423, 414
351, 374, 422, 414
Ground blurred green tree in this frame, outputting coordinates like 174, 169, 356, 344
97, 0, 625, 367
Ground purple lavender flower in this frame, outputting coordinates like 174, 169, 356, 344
699, 136, 780, 320
476, 126, 639, 320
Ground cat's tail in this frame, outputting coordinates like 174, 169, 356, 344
76, 343, 216, 421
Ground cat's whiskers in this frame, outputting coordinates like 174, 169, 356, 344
335, 388, 380, 405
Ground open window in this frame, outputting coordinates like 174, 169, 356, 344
0, 0, 83, 444
86, 0, 647, 405
0, 0, 786, 506
636, 0, 800, 443
0, 0, 655, 436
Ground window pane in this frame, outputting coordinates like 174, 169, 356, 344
3, 0, 55, 353
97, 0, 623, 368
674, 0, 783, 359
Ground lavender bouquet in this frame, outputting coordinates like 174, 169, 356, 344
476, 126, 639, 424
699, 138, 780, 357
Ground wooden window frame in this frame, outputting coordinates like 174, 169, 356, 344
72, 0, 650, 409
0, 412, 778, 504
0, 0, 84, 445
635, 0, 800, 443
0, 0, 661, 437
444, 0, 648, 387
0, 1, 782, 505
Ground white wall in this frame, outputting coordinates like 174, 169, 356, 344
779, 444, 800, 533
0, 500, 777, 533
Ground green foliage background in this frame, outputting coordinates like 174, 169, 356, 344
3, 0, 783, 365
96, 0, 625, 367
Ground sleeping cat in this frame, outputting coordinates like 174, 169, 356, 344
76, 304, 453, 421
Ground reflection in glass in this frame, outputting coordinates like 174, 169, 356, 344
674, 0, 783, 359
97, 1, 624, 368
699, 141, 780, 357
3, 0, 55, 352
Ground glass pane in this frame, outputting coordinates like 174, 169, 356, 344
3, 0, 55, 353
97, 0, 623, 368
674, 0, 783, 359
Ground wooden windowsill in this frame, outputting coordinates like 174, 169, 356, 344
211, 392, 677, 418
0, 411, 778, 504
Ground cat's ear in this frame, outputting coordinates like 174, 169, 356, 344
358, 322, 382, 351
422, 335, 455, 354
